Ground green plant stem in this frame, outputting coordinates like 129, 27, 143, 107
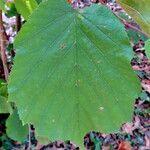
0, 10, 9, 81
112, 12, 150, 38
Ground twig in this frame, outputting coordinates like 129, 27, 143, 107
28, 124, 31, 150
0, 10, 9, 81
35, 143, 43, 150
16, 14, 21, 32
112, 12, 150, 38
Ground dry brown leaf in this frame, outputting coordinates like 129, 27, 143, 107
118, 141, 132, 150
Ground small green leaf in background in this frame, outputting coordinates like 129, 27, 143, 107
35, 0, 43, 4
0, 96, 12, 114
6, 109, 28, 142
0, 80, 8, 97
126, 28, 148, 44
144, 39, 150, 58
0, 0, 5, 10
6, 2, 18, 17
14, 0, 38, 20
0, 79, 12, 114
8, 0, 140, 148
116, 0, 150, 38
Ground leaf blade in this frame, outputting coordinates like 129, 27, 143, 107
14, 0, 38, 20
0, 96, 12, 114
144, 39, 150, 58
0, 0, 5, 10
8, 1, 140, 148
6, 109, 28, 142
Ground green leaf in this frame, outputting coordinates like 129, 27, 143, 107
144, 39, 150, 58
0, 96, 12, 114
126, 28, 148, 44
0, 79, 12, 114
8, 1, 140, 148
0, 83, 8, 97
35, 0, 42, 4
6, 2, 18, 17
6, 109, 28, 142
116, 0, 150, 37
0, 78, 5, 88
0, 0, 5, 10
14, 0, 38, 20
